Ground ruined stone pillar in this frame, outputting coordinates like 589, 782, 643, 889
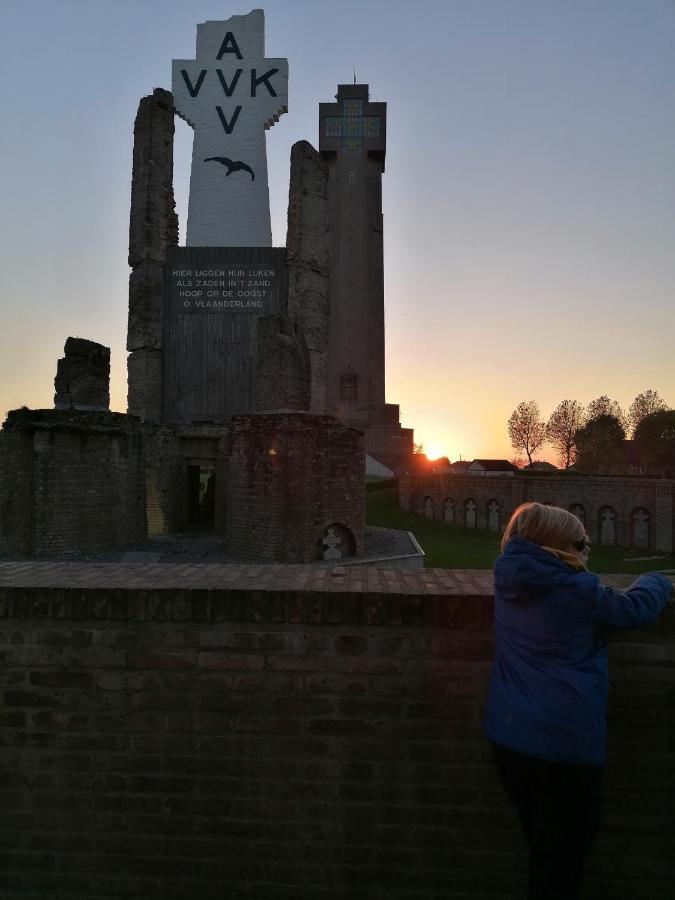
127, 87, 178, 423
255, 315, 310, 412
54, 338, 110, 411
285, 141, 330, 413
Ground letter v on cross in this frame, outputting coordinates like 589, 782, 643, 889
171, 11, 288, 246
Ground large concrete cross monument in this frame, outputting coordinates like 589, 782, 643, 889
172, 9, 288, 247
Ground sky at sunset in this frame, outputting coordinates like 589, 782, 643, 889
1, 0, 674, 462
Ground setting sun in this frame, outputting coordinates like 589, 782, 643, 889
424, 441, 447, 461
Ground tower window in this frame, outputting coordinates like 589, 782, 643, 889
340, 372, 358, 402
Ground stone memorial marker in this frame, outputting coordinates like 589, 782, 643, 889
172, 9, 288, 247
141, 9, 293, 423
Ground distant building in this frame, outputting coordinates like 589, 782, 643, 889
467, 459, 518, 477
522, 461, 559, 473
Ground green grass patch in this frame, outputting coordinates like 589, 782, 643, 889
366, 487, 675, 574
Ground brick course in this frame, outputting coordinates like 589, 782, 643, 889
0, 563, 672, 899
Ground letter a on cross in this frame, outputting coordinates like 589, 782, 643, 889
172, 10, 288, 246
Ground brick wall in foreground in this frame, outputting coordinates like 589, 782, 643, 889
0, 564, 673, 900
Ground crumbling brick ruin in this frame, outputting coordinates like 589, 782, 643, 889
1, 340, 145, 558
53, 337, 110, 412
255, 142, 330, 414
0, 409, 145, 557
226, 413, 364, 562
0, 90, 365, 564
285, 140, 331, 412
127, 87, 178, 424
121, 89, 364, 562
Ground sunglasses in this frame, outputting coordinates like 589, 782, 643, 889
573, 537, 591, 553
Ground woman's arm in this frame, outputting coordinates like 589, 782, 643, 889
583, 572, 673, 631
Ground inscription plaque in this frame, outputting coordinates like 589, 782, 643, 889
163, 247, 288, 423
167, 246, 285, 314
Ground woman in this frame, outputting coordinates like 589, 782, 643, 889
484, 502, 672, 900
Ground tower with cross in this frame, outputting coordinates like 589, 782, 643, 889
320, 84, 412, 464
172, 10, 288, 247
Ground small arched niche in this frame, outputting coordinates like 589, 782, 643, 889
317, 522, 357, 561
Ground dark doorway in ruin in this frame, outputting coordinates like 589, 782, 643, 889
187, 465, 216, 530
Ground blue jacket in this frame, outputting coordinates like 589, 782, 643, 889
484, 537, 672, 766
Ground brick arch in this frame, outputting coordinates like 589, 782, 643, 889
317, 522, 356, 560
464, 498, 477, 528
422, 496, 435, 520
631, 507, 650, 551
442, 497, 455, 525
598, 505, 617, 546
570, 503, 585, 524
486, 499, 500, 532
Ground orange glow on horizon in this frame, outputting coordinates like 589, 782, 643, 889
424, 441, 447, 462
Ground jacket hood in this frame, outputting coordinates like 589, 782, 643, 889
495, 537, 579, 602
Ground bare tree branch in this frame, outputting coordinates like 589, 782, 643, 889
546, 399, 584, 468
508, 401, 546, 466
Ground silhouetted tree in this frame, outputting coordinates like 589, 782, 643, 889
586, 395, 627, 431
508, 401, 546, 466
546, 399, 584, 468
628, 390, 667, 437
634, 409, 675, 474
574, 414, 626, 473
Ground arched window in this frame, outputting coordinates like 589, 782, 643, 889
442, 497, 455, 525
465, 498, 477, 528
340, 372, 358, 402
599, 506, 617, 546
631, 508, 650, 550
570, 503, 585, 523
487, 499, 500, 532
423, 496, 435, 520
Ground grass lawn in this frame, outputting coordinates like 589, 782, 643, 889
366, 487, 675, 575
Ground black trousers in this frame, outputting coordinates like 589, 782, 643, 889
491, 743, 603, 900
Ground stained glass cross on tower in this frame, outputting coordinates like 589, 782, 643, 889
324, 98, 381, 156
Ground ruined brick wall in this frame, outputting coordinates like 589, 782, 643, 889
0, 410, 145, 557
285, 141, 331, 413
0, 425, 34, 556
142, 426, 184, 537
226, 413, 364, 562
0, 566, 672, 900
127, 88, 178, 423
54, 338, 110, 412
401, 473, 675, 552
255, 314, 311, 412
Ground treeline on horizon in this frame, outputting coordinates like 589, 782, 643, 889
507, 390, 675, 473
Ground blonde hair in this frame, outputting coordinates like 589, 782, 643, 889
501, 502, 586, 553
